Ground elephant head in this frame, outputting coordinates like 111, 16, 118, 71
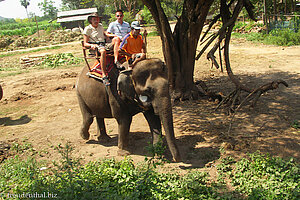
118, 59, 181, 162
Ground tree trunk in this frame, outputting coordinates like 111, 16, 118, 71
25, 8, 29, 20
285, 0, 287, 14
273, 0, 277, 21
142, 0, 214, 99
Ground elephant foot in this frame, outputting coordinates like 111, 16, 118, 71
97, 134, 111, 142
80, 131, 90, 140
117, 149, 130, 156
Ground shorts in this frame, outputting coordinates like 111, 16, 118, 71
96, 43, 114, 52
135, 53, 143, 58
128, 53, 143, 64
89, 43, 114, 55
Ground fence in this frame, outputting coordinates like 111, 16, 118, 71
267, 14, 300, 32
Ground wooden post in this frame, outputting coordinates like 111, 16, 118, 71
35, 16, 40, 37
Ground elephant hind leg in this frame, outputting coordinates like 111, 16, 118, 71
96, 117, 111, 141
78, 95, 93, 140
80, 114, 93, 140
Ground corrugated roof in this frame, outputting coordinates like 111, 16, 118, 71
57, 14, 90, 23
57, 8, 97, 17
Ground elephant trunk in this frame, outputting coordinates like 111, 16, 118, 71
152, 86, 181, 162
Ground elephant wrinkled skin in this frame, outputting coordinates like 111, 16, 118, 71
76, 58, 181, 162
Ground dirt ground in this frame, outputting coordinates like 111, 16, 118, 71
0, 35, 299, 174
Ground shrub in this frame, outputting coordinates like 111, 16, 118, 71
1, 143, 298, 199
233, 21, 300, 46
218, 152, 300, 200
38, 53, 83, 68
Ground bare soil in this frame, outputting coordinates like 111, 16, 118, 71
0, 35, 299, 174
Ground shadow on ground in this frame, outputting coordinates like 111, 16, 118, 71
0, 115, 32, 126
172, 71, 300, 163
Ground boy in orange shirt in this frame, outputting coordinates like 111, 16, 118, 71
119, 21, 146, 69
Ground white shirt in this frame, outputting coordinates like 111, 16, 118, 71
83, 24, 105, 43
107, 20, 131, 40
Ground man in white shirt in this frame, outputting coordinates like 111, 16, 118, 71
107, 10, 131, 67
83, 12, 118, 85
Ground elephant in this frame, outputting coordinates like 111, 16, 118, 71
76, 58, 181, 162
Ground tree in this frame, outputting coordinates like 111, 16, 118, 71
142, 0, 287, 110
38, 0, 58, 19
142, 0, 215, 100
61, 0, 89, 10
20, 0, 30, 19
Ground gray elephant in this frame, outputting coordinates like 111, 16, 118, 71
76, 58, 181, 162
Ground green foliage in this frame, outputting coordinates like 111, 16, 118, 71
38, 53, 83, 68
141, 5, 155, 24
0, 142, 218, 199
10, 140, 33, 154
291, 120, 299, 129
1, 143, 298, 199
0, 21, 60, 36
0, 156, 42, 194
38, 0, 58, 19
20, 0, 30, 9
233, 22, 300, 46
217, 152, 300, 200
266, 29, 300, 46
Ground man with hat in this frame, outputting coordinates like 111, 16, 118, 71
119, 21, 147, 69
83, 12, 119, 85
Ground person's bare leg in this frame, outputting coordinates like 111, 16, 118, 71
99, 48, 107, 75
129, 53, 146, 69
112, 37, 121, 63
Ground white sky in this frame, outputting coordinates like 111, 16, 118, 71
0, 0, 62, 19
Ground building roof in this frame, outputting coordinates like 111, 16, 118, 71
57, 8, 97, 23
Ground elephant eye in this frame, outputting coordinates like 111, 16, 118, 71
133, 70, 150, 87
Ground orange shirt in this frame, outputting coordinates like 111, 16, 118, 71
120, 32, 144, 60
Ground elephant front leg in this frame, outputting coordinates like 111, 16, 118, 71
143, 109, 162, 145
96, 117, 111, 141
117, 116, 132, 156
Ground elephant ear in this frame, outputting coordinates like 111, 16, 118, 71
117, 70, 135, 100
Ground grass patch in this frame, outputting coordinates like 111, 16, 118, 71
0, 52, 83, 78
0, 46, 62, 58
36, 53, 83, 69
147, 31, 159, 37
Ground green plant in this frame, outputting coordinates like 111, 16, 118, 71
231, 152, 299, 199
141, 5, 155, 24
291, 120, 299, 129
233, 27, 300, 46
10, 139, 33, 154
1, 142, 298, 199
0, 21, 60, 36
38, 53, 83, 68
